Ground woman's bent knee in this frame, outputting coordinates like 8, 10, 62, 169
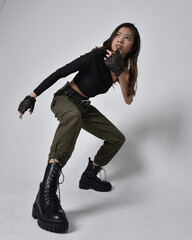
119, 133, 126, 145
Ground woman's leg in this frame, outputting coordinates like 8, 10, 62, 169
33, 93, 83, 233
79, 105, 125, 192
82, 105, 126, 166
48, 93, 83, 167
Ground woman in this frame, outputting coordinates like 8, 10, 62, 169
18, 23, 141, 233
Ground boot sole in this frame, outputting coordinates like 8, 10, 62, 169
79, 181, 112, 192
32, 203, 69, 233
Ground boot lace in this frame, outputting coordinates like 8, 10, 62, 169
44, 167, 64, 206
99, 166, 107, 181
58, 171, 64, 201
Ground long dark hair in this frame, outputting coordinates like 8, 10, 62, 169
101, 23, 141, 96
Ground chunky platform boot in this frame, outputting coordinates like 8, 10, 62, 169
32, 162, 69, 233
79, 158, 112, 192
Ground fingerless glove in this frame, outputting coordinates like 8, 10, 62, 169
18, 95, 36, 114
104, 49, 124, 77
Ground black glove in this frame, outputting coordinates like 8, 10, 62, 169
104, 49, 124, 77
18, 95, 36, 114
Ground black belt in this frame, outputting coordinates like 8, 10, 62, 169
60, 82, 91, 108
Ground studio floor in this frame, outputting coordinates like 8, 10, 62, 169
0, 161, 191, 240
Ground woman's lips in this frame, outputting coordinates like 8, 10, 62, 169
116, 45, 122, 49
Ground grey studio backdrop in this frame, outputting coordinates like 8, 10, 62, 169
0, 0, 192, 240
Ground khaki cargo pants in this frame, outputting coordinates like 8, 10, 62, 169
48, 90, 125, 167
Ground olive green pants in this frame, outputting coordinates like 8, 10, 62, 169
48, 90, 125, 167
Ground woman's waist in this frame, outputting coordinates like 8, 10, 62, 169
58, 82, 91, 109
69, 80, 88, 98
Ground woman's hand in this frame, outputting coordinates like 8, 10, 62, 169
104, 49, 124, 77
18, 92, 37, 119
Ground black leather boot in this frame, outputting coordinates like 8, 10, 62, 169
79, 158, 112, 192
32, 162, 69, 233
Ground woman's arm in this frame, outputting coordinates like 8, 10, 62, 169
33, 51, 94, 96
18, 51, 95, 119
104, 50, 133, 105
29, 92, 37, 98
118, 70, 133, 105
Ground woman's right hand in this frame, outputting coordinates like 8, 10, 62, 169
18, 92, 37, 119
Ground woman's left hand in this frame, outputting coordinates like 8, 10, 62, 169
104, 49, 124, 77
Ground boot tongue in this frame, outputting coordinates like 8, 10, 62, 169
86, 163, 101, 178
92, 164, 101, 173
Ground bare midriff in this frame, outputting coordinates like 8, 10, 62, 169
69, 70, 118, 99
69, 80, 88, 98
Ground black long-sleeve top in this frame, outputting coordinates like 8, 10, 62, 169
33, 48, 114, 98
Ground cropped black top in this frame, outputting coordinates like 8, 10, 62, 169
33, 48, 114, 98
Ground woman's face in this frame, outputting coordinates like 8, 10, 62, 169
111, 27, 134, 58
